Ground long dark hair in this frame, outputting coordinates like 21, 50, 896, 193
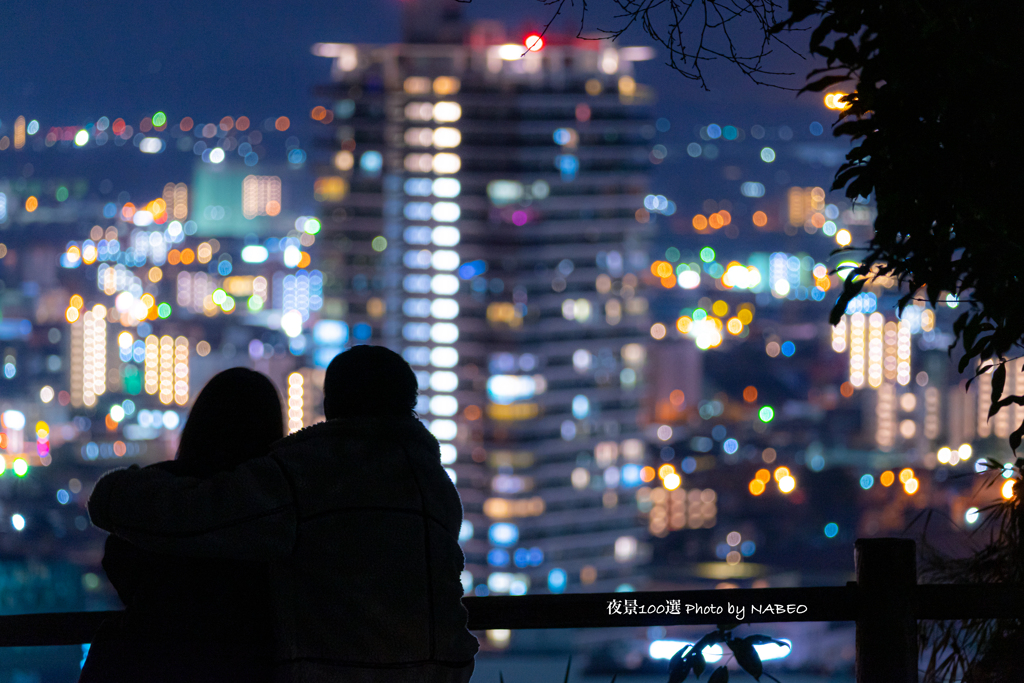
176, 368, 284, 473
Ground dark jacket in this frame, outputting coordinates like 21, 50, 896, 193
88, 416, 479, 683
80, 460, 275, 683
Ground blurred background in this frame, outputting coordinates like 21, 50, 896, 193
0, 1, 1000, 680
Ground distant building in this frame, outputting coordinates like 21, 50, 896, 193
311, 1, 664, 604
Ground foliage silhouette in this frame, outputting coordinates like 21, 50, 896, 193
917, 461, 1024, 683
668, 624, 787, 681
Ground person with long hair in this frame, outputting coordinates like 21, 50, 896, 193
81, 367, 283, 683
89, 346, 478, 683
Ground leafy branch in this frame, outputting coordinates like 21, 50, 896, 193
669, 624, 788, 682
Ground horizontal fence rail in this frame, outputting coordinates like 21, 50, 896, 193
2, 541, 1023, 683
2, 583, 1024, 648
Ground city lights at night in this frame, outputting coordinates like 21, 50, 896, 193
0, 0, 1018, 681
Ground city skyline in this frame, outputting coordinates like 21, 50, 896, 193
0, 2, 1009, 680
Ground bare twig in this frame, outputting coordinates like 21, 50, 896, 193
459, 0, 807, 90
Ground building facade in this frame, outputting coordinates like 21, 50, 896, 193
311, 17, 664, 605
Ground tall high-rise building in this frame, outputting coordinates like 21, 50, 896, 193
311, 4, 665, 605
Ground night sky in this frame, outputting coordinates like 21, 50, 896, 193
2, 0, 836, 208
2, 2, 824, 122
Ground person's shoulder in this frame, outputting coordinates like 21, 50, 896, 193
270, 416, 436, 454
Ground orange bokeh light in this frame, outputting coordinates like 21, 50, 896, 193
179, 117, 194, 132
235, 116, 250, 131
692, 214, 708, 230
275, 116, 290, 131
880, 471, 895, 487
25, 196, 38, 212
749, 479, 766, 495
651, 261, 672, 278
752, 211, 768, 227
669, 389, 685, 406
311, 106, 327, 121
743, 386, 758, 403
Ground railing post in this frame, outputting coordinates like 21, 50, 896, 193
855, 538, 918, 683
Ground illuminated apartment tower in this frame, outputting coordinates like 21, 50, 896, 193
312, 7, 658, 596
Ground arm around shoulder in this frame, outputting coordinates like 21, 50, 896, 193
88, 455, 297, 561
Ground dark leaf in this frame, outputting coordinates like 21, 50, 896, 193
708, 666, 729, 683
728, 638, 763, 679
829, 277, 867, 325
989, 364, 1007, 418
1011, 418, 1024, 453
667, 661, 692, 683
668, 647, 694, 683
692, 652, 706, 678
563, 656, 572, 683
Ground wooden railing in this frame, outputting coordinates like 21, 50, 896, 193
3, 539, 1023, 683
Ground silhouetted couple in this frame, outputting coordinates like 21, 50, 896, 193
84, 345, 478, 683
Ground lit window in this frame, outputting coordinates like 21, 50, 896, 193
404, 202, 433, 220
405, 127, 433, 147
431, 202, 461, 222
403, 299, 431, 317
405, 153, 434, 173
432, 178, 461, 197
242, 175, 282, 219
432, 226, 460, 247
403, 76, 431, 94
433, 127, 461, 148
430, 419, 458, 441
431, 347, 459, 368
432, 153, 461, 174
430, 395, 459, 416
404, 226, 432, 244
431, 274, 460, 295
403, 275, 431, 293
404, 102, 434, 121
404, 250, 432, 269
402, 323, 431, 341
430, 371, 459, 392
431, 299, 459, 319
403, 347, 431, 366
431, 323, 459, 344
433, 102, 462, 123
404, 178, 432, 196
432, 250, 460, 271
